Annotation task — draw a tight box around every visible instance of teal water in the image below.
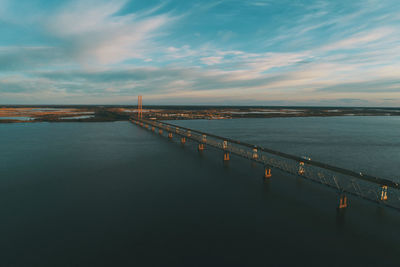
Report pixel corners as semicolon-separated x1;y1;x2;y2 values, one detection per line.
1;121;400;266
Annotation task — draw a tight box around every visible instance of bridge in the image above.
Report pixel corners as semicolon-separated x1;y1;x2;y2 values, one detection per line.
131;117;400;212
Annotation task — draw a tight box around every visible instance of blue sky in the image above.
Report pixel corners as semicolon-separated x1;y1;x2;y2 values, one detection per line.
0;0;400;105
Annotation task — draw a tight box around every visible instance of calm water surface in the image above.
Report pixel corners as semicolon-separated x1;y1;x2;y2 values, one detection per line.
173;116;400;180
0;117;33;120
0;120;399;266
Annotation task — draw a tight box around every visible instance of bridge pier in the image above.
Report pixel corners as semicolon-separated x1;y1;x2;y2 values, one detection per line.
298;162;305;175
168;132;173;139
381;185;388;201
338;194;348;209
223;140;228;150
181;137;186;144
264;167;272;179
223;152;230;161
252;148;258;160
198;143;205;151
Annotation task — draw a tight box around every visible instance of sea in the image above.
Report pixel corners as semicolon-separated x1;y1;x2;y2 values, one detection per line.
1;117;399;266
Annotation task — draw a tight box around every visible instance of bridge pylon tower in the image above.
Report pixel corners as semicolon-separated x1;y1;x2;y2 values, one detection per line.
137;95;143;119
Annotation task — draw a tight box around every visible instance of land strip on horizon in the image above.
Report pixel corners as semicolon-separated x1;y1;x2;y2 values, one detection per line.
1;106;400;123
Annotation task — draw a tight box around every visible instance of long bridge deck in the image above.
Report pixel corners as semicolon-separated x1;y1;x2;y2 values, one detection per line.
132;118;400;211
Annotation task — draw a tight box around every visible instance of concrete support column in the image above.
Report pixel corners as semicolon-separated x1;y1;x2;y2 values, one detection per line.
298;162;305;175
198;143;204;151
252;148;258;160
264;167;272;179
338;194;348;209
223;152;230;161
223;140;228;150
381;185;388;201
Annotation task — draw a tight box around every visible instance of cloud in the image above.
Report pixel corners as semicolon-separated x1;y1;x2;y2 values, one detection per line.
45;0;175;65
201;56;223;65
318;79;400;93
0;0;176;71
321;27;395;51
1;0;400;105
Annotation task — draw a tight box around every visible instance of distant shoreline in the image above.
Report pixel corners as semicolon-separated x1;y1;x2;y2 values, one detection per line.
1;106;400;123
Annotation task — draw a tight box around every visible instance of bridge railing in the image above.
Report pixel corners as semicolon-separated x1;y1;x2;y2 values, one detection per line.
133;118;400;211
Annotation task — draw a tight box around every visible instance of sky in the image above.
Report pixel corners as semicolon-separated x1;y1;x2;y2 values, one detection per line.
0;0;400;106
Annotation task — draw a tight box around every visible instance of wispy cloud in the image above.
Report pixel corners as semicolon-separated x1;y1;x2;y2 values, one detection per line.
1;0;400;105
46;0;176;65
201;56;223;65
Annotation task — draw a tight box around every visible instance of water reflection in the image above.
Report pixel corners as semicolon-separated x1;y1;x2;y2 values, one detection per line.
336;208;346;228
